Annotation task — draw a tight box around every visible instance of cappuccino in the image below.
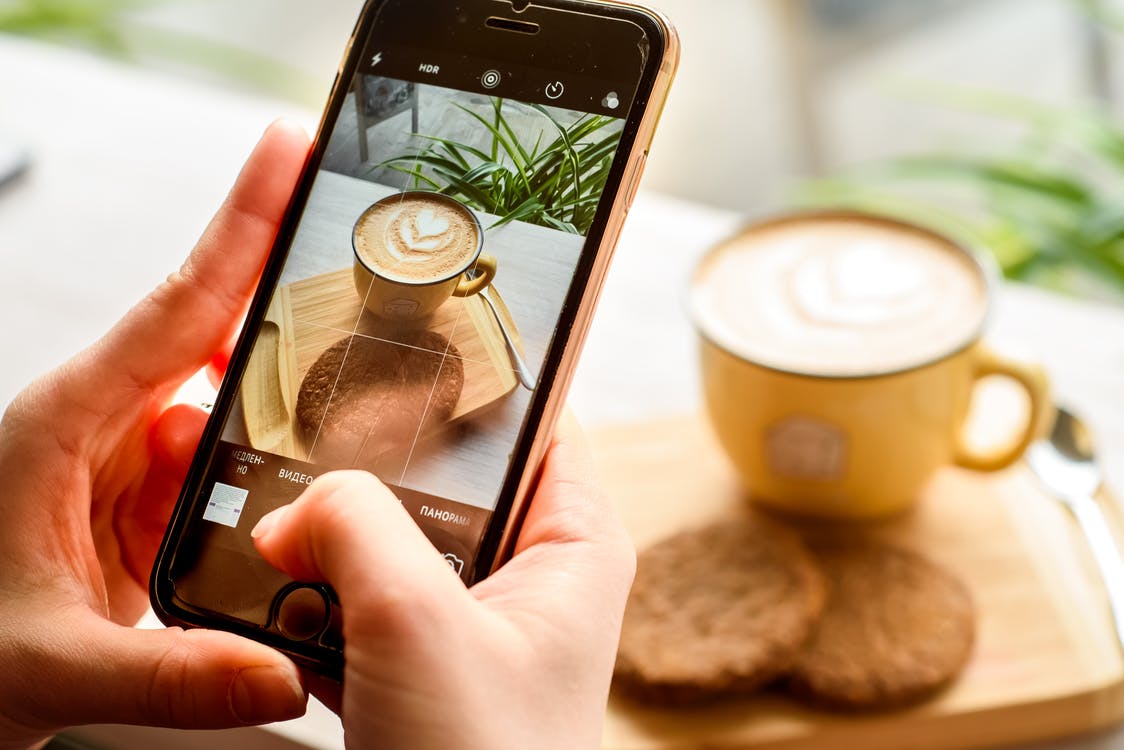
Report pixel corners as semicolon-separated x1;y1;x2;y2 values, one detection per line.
354;192;481;284
691;215;989;377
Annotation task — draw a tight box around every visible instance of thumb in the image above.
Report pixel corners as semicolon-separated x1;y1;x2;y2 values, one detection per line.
251;471;469;637
31;616;306;730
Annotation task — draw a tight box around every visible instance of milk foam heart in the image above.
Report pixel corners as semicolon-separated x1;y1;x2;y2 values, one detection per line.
691;216;989;376
393;208;452;257
355;193;481;283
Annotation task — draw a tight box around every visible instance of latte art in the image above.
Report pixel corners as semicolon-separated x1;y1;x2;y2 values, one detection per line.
355;193;481;284
790;240;931;328
691;217;988;376
386;207;456;262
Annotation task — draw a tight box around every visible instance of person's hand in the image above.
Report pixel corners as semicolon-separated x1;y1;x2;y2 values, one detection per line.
252;412;635;750
0;121;313;750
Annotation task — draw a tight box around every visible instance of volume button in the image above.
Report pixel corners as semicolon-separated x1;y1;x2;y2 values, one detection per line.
622;152;648;214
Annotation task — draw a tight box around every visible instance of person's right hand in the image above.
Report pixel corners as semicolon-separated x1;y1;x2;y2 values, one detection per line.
252;413;635;750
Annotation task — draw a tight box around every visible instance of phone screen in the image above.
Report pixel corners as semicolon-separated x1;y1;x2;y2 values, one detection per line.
163;0;660;642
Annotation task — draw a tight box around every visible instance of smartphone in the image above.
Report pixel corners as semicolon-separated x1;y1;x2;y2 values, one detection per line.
151;0;677;675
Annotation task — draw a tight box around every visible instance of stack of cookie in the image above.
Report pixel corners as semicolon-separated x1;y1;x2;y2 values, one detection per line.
614;518;975;710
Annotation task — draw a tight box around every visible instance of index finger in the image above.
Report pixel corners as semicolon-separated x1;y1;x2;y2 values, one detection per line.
72;121;310;415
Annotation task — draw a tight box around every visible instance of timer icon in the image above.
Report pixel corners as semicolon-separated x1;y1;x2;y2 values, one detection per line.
544;81;565;100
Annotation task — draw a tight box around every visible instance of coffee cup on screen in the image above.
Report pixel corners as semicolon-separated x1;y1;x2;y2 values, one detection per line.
352;191;497;320
689;211;1051;520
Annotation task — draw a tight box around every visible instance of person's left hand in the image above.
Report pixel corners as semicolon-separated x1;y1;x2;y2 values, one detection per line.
0;121;312;750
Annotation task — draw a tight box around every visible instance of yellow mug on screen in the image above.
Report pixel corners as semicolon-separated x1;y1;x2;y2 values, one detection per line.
352;191;497;321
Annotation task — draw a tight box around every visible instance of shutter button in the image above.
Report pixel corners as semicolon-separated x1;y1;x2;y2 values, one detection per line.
275;585;331;642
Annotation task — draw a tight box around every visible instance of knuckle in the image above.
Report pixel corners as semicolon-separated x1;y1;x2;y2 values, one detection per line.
302;472;380;532
290;472;383;578
1;377;88;461
165;254;245;331
547;482;612;544
308;469;383;502
344;583;442;644
0;623;59;734
4;372;61;427
295;472;446;640
1;386;36;432
143;630;202;725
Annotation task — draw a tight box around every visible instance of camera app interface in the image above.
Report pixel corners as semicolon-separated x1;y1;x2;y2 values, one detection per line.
172;44;634;624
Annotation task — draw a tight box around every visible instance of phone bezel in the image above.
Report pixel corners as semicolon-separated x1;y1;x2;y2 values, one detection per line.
150;0;676;676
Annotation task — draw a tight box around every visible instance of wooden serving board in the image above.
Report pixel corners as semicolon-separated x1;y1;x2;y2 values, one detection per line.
592;415;1124;750
242;267;521;458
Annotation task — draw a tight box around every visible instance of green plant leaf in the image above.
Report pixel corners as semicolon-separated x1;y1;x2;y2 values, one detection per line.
868;156;1094;205
530;105;584;209
489;195;545;229
494;97;533;167
381;164;442;190
374;97;623;235
409;134;486;170
455;102;526;169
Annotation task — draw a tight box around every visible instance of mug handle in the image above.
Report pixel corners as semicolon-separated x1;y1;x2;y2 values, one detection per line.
454;254;497;297
953;347;1052;472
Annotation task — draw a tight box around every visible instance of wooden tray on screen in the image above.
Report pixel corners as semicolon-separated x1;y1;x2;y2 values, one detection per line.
591;414;1124;750
240;267;522;458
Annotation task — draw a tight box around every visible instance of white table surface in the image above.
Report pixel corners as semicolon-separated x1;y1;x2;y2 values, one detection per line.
3;35;1124;750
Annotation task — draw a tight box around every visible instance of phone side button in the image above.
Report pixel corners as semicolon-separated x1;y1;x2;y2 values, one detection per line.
276;585;331;642
621;152;648;214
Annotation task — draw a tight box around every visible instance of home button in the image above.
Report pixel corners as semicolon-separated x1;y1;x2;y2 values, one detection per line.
275;585;330;642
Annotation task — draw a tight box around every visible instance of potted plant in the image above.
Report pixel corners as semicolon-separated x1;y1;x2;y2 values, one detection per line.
377;97;623;236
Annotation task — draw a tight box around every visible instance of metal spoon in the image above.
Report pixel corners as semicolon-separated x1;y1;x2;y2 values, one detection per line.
468;271;536;390
1028;406;1124;650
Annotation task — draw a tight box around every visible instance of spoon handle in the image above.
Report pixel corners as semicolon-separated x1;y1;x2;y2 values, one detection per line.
1065;493;1124;651
480;290;536;390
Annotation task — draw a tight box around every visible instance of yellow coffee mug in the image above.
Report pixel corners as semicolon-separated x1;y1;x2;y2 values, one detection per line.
353;253;497;321
692;212;1051;520
352;191;498;321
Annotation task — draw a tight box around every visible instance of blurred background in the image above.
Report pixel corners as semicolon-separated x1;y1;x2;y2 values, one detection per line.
5;0;1124;304
4;6;1124;748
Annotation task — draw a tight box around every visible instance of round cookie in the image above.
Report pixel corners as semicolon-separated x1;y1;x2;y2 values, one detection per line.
296;330;464;467
614;518;826;704
787;540;975;710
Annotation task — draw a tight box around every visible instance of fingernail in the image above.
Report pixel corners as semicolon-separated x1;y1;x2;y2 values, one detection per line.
252;506;290;540
230;665;306;724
